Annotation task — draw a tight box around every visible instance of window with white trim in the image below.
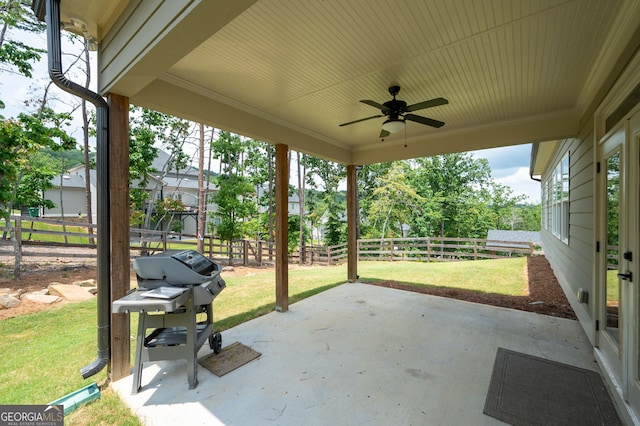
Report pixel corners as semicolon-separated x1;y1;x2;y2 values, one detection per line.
545;153;569;243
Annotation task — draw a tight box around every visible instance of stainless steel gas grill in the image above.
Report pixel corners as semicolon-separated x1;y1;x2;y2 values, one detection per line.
112;250;225;393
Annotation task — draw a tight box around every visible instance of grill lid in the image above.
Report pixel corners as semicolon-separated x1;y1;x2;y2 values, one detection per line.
133;250;222;286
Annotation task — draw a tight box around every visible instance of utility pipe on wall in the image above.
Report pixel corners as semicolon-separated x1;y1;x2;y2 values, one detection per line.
32;0;111;379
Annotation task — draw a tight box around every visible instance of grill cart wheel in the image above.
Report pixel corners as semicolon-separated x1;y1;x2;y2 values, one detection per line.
210;332;222;354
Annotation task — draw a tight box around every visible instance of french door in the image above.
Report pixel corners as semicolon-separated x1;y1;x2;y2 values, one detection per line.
598;107;640;414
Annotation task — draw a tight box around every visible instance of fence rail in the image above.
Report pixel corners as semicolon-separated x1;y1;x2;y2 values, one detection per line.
1;216;536;268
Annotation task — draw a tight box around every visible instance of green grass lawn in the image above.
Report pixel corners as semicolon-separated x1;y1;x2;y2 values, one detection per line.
357;258;526;295
0;258;527;424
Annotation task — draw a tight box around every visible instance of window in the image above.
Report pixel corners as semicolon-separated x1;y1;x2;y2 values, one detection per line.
541;179;550;230
544;153;569;243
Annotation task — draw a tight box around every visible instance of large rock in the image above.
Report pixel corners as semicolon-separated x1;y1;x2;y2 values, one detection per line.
48;283;94;301
73;279;96;287
24;293;60;304
0;294;20;309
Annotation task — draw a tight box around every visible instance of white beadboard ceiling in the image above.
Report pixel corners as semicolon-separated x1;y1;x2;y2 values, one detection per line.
58;0;640;165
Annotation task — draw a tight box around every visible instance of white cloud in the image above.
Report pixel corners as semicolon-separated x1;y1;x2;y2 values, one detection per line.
470;144;540;203
495;166;541;203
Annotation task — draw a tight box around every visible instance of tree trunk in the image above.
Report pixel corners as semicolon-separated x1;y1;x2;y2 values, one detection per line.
81;40;94;244
197;123;205;253
268;145;274;243
205;129;214;248
297;151;305;264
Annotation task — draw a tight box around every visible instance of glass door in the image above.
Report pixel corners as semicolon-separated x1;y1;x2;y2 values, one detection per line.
626;109;640;413
604;151;621;346
597;126;625;385
598;108;640;415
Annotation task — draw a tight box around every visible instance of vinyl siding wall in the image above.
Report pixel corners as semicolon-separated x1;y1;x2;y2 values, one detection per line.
540;126;595;344
42;188;90;218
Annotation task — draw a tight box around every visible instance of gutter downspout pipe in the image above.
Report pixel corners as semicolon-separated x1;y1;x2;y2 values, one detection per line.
529;142;542;182
38;0;111;379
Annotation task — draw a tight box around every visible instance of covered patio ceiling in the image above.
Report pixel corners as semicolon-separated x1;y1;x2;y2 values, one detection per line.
53;0;640;166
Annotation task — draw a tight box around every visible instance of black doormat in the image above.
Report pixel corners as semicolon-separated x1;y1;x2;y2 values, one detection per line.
199;342;261;377
483;348;622;426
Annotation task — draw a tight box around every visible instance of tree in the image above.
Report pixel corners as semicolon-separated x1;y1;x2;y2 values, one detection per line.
0;110;75;276
241;138;275;241
305;157;346;246
356;162;394;238
197;123;206;252
127;107;191;228
518;203;541;231
0;0;45;114
211;131;258;263
296;151;307;262
212;174;257;261
411;153;492;238
0;109;75;217
366;163;425;239
14;168;55;210
486;182;527;230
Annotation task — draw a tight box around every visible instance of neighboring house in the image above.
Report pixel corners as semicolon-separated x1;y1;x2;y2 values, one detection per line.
42;171;97;220
149;150;217;235
44;150;218;235
255;186;300;216
530;51;640;419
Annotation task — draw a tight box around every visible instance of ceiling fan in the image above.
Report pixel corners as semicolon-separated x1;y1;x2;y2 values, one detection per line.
339;86;448;138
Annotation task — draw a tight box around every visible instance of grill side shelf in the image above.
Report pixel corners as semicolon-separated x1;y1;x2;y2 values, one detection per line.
112;289;191;313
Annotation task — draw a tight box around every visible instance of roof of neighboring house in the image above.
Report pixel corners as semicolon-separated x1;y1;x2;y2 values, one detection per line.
152;150;200;177
48;169;96;189
486;230;542;249
163;176;217;191
52;173;89;189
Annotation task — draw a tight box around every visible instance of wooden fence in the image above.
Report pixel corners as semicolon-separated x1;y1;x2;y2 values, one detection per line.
1;216;536;267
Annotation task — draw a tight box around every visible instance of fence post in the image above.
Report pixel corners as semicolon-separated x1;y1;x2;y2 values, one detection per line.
327;246;332;265
427;237;431;261
529;242;534;256
474;239;478;260
243;240;248;266
162;231;167;252
13;216;22;276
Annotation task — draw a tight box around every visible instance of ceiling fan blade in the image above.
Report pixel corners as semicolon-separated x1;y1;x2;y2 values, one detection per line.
405;97;449;112
379;128;390;138
405;114;445;128
339;114;383;127
360;100;390;113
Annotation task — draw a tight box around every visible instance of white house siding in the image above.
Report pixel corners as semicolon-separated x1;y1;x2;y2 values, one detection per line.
540;129;595;344
43;187;92;219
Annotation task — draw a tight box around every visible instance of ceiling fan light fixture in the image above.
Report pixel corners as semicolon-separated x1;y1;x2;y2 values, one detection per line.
382;118;405;133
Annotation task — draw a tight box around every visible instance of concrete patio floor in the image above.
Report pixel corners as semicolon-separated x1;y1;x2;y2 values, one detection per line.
112;283;599;425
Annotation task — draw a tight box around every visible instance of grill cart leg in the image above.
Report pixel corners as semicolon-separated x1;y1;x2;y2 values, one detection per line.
132;310;146;394
186;295;198;389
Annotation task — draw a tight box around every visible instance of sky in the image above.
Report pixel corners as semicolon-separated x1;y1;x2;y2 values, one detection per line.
471;144;540;203
3;30;541;204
